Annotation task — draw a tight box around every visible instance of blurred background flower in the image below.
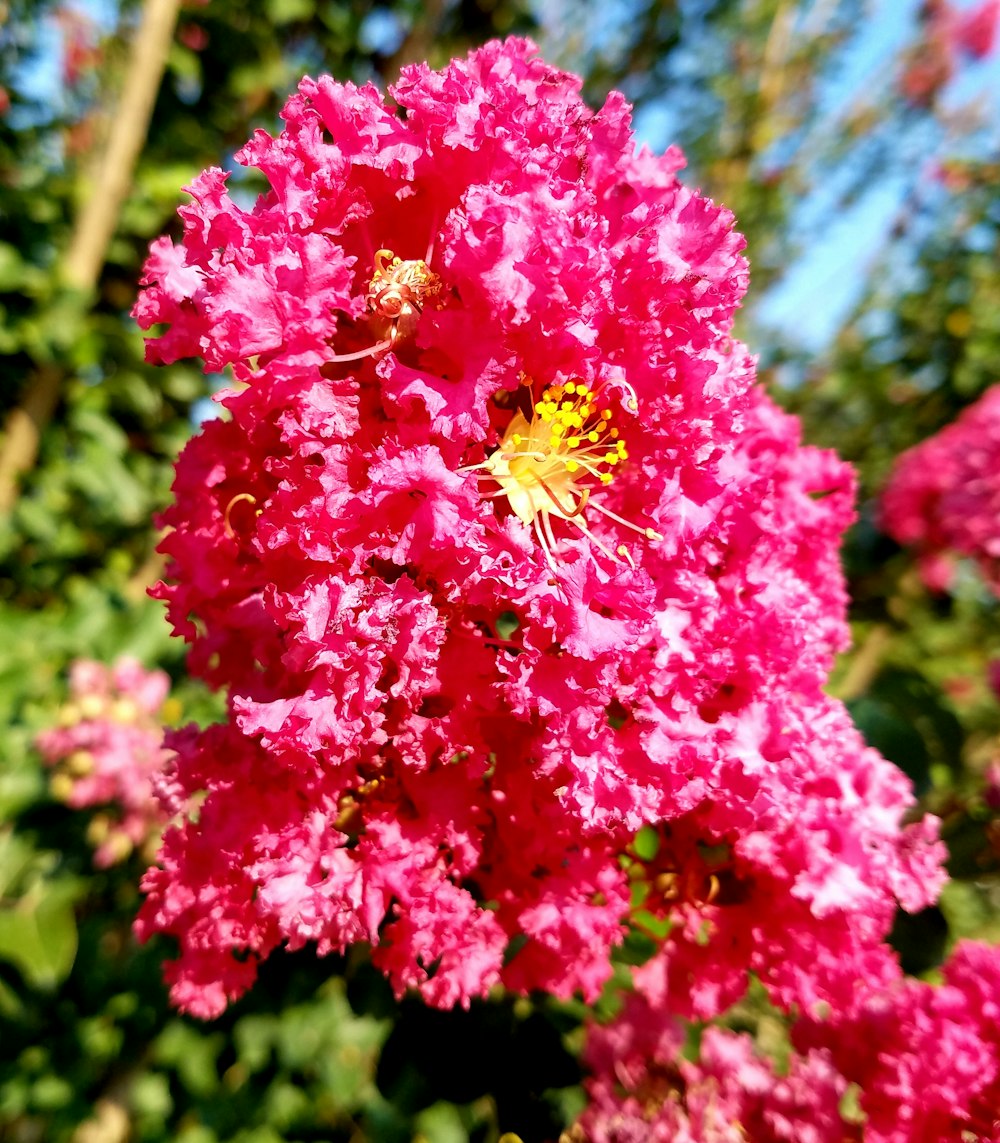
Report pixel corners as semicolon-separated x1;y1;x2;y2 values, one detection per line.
35;657;173;867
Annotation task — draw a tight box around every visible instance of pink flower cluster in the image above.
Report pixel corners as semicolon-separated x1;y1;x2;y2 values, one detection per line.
36;658;173;867
881;384;1000;594
578;940;1000;1143
133;39;944;1020
578;1004;849;1143
797;939;1000;1142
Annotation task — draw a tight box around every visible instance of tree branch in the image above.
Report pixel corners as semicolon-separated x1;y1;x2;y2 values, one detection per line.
0;0;181;514
833;623;892;702
62;0;182;292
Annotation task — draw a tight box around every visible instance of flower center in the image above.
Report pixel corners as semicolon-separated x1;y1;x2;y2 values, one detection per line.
366;249;443;347
329;248;444;366
474;378;662;572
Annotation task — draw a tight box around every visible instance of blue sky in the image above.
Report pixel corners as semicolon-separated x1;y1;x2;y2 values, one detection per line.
21;0;1000;355
752;0;1000;349
539;0;1000;351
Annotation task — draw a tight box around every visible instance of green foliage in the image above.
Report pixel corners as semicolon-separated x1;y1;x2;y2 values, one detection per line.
0;830;82;993
777;159;1000;922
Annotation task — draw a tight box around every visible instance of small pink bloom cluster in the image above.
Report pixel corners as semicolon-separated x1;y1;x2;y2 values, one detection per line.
900;0;1000;105
36;658;173;867
133;39;944;1019
579;939;1000;1143
882;384;1000;594
946;0;1000;59
578;1005;849;1143
795;939;1000;1142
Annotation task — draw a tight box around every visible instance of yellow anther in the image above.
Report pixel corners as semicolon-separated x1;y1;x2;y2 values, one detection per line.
477;376;659;572
363;248;443;348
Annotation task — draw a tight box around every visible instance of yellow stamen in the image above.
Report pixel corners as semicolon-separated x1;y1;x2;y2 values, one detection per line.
223;493;261;538
365;248;443;346
476;377;660;570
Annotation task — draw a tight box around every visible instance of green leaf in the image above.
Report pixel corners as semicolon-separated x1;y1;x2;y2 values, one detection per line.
0;879;80;990
414;1101;467;1143
848;694;931;791
0;764;45;822
154;1021;223;1097
265;0;315;24
130;1071;174;1121
0;242;27;290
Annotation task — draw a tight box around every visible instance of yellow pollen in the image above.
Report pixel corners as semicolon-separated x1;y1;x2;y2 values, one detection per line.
474;377;663;572
368;249;440;296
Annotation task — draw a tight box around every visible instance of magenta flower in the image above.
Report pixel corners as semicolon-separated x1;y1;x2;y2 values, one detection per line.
578;940;1000;1143
578;1004;850;1143
793;940;1000;1142
950;0;1000;59
36;658;173;867
134;39;943;1019
882;384;1000;594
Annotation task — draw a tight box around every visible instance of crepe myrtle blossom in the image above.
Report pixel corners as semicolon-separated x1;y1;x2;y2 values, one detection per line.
133;38;944;1019
575;1002;851;1143
882;384;1000;594
576;940;1000;1143
36;658;173;867
793;939;1000;1143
